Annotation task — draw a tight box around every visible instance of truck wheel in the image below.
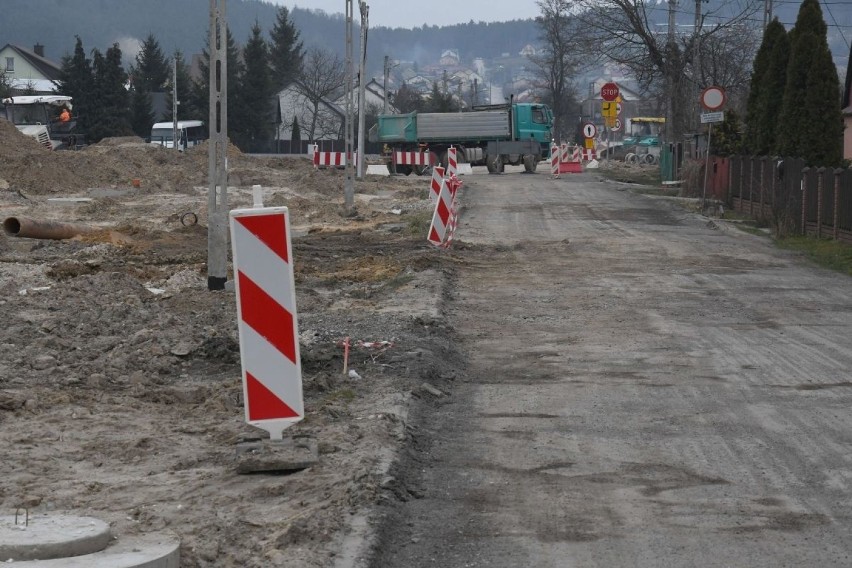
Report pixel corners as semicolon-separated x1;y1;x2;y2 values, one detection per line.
396;165;413;176
486;155;504;174
523;155;537;173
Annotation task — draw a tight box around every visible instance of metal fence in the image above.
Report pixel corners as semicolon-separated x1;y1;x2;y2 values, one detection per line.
724;156;852;242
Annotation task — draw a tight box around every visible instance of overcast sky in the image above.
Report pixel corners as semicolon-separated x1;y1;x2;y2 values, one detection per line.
269;0;542;28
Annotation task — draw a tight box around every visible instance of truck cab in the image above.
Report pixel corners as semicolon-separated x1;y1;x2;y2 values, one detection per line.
1;95;84;150
513;103;554;148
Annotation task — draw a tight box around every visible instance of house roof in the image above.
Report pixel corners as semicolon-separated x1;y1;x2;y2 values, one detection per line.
1;44;62;81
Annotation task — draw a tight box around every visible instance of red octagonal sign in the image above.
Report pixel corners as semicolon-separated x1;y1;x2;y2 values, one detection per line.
600;82;620;102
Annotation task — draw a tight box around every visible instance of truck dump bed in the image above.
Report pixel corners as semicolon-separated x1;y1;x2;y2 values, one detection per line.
416;111;510;141
374;110;511;143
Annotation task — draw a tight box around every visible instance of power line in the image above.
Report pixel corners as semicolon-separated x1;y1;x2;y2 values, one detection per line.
820;0;850;49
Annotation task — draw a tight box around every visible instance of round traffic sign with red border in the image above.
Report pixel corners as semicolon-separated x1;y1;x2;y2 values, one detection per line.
701;86;726;111
582;122;597;139
600;82;620;102
612;118;622;132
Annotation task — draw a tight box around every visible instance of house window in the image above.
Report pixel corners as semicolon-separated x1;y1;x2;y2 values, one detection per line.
5;57;14;72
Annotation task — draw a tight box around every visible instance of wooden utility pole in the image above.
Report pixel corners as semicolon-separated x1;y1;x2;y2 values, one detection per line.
207;0;228;290
172;58;178;151
344;0;354;212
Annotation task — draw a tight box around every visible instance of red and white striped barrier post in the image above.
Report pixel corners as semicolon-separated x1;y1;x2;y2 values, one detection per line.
428;177;459;248
550;144;559;178
447;146;458;178
429;166;446;202
230;206;304;440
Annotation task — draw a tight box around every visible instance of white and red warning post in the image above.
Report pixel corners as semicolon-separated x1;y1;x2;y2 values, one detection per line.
230;206;304;440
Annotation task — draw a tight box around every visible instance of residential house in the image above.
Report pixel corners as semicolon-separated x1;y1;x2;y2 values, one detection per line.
0;43;61;94
276;80;345;152
439;49;460;67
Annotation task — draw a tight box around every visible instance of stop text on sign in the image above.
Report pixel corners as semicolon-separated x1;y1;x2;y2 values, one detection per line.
600;82;620;102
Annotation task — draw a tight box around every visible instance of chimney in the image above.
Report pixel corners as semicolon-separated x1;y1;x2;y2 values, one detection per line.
33;44;44;57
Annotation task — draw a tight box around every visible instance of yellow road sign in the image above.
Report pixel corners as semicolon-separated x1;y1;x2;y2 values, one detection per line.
602;101;617;117
605;115;617;128
585;138;595;149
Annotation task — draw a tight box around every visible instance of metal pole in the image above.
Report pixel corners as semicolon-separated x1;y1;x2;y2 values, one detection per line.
383;55;389;115
702;122;712;210
207;0;228;290
357;1;368;179
172;57;178;151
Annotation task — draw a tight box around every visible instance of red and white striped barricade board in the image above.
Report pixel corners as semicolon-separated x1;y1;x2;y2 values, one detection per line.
313;145;355;169
559;144;583;174
582;148;597;161
427;179;456;248
551;144;560;177
393;150;434;168
429;166;446;202
229;206;303;440
447;146;458;178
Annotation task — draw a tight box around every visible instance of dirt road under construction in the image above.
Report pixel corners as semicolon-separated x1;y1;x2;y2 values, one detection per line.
369;169;852;567
2;121;851;566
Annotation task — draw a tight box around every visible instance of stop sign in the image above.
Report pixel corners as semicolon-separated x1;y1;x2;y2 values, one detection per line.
600;82;620;102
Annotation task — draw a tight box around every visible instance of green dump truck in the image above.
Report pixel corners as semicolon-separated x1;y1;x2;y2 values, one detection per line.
368;101;554;174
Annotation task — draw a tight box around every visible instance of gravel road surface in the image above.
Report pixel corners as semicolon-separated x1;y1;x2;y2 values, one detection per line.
370;167;852;567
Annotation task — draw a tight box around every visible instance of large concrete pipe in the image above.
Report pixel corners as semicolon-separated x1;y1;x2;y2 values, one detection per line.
3;216;96;240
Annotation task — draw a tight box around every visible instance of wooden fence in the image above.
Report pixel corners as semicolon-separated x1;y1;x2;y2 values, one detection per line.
722;156;852;242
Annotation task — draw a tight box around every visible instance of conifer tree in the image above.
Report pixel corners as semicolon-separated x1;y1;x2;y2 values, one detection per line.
133;34;170;93
291;116;301;144
55;37;95;133
130;86;154;138
88;44;132;142
744;19;786;154
269;6;304;90
776;0;841;165
755;28;790;155
233;22;275;152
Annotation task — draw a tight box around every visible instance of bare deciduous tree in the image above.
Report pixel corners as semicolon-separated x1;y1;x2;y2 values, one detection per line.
531;0;585;142
570;0;761;140
297;47;346;141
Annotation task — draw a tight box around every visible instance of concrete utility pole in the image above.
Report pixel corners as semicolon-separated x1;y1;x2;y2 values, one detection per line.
665;0;677;142
763;0;774;29
344;0;355;211
693;0;703;132
172;57;178;152
357;1;369;179
207;0;228;290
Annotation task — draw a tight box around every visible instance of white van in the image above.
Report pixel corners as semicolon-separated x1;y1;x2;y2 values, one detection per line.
150;120;206;150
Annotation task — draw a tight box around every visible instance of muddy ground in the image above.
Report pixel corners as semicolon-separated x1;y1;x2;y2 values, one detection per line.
0;119;464;567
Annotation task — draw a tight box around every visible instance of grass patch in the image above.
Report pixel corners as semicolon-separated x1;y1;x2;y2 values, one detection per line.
775;236;852;276
597;165;662;187
405;211;433;236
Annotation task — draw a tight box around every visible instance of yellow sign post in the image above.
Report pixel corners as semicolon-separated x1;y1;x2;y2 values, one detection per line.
602;101;617;118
